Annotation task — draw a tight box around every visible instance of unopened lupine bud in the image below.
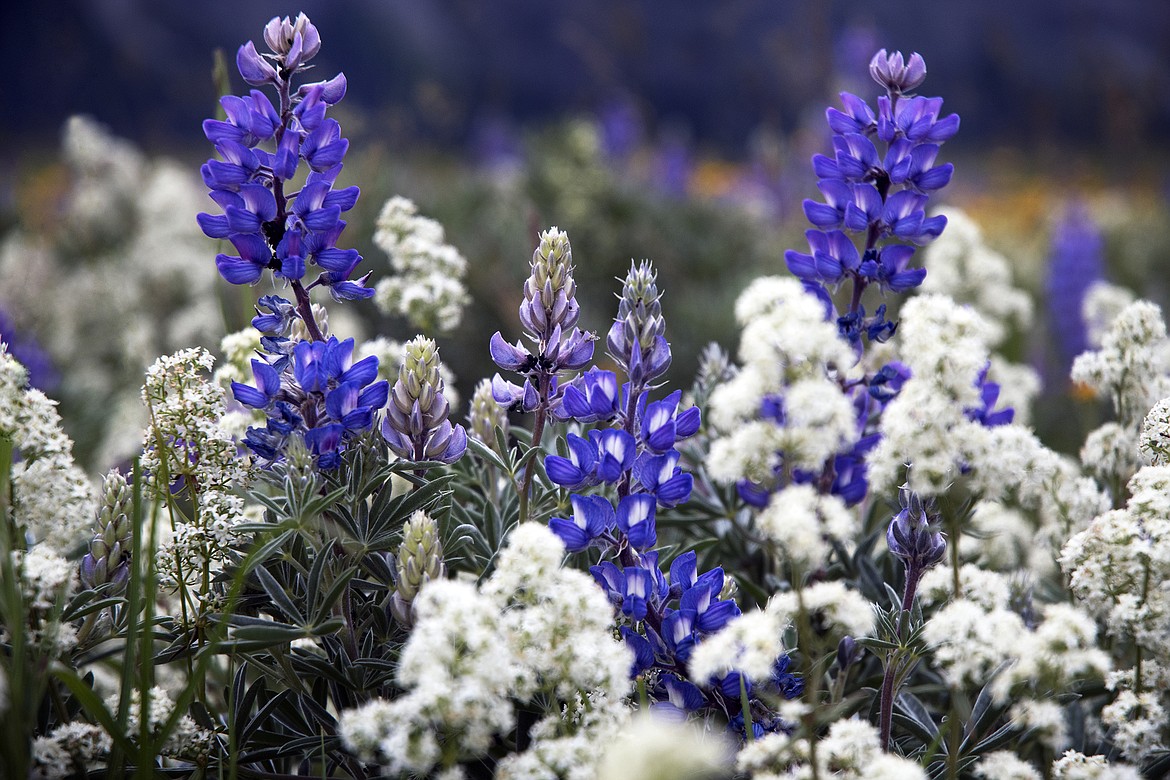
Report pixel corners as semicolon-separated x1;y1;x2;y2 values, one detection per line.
606;259;672;384
382;336;467;463
520;227;580;339
869;49;927;95
79;470;133;590
389;510;446;627
284;434;318;494
262;13;323;67
468;378;508;450
886;485;946;570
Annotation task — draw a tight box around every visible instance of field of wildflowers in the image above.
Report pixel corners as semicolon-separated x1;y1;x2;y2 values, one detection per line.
3;12;1170;780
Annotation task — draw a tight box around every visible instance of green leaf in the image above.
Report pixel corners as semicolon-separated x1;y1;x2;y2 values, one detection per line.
467;434;510;473
255;564;306;625
310;567;358;627
896;690;939;740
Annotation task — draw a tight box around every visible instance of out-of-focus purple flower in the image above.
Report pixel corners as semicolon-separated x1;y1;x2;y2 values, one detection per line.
965;365;1014;427
0;309;58;391
1046;204;1105;369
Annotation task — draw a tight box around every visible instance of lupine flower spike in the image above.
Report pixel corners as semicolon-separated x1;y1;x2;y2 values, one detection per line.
199;12;372;345
382;336;467;463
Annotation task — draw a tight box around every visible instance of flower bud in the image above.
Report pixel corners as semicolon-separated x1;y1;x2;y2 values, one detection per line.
607;260;672;383
520;227;580;339
80;470;132;590
869;49;927;95
390;510;446;627
886;485;946;570
468;378;508;451
382;336;466;463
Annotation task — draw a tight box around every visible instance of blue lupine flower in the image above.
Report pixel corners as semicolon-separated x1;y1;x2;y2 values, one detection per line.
556;367;620;423
655;674;705;719
641;390;701;454
594;429;638;483
251;295;298;336
621;567;654;620
544;433;602;490
549;494;615;553
199;14;373;302
965;365;1014;427
232;336;387;468
668;550;698;598
616;493;658;550
633;450;694;507
661;608;698;662
621;626;656;676
590;561;625;607
679;569;740;633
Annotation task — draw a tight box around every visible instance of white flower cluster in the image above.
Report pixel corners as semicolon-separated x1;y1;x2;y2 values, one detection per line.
106;685;210;760
142;348;254;593
754;483;857;570
922;207;1034;346
1071;299;1170;427
1081;281;1135;350
923;598;1026;689
0;116;223;468
340;523;632;777
868;294;995;495
737;717;926;780
30;722;111;780
0;345;95;553
1139;395;1170;466
974;750;1043;780
1061;466;1170;650
373;196;471;334
707;277;857;484
689;603;789;684
592;714;732;780
1051;750;1142;780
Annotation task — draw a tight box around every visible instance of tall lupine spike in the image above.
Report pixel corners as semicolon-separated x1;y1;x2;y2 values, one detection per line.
522;227;580;338
389;510;447;628
382;337;467;463
607;259;672;385
79;470;133;591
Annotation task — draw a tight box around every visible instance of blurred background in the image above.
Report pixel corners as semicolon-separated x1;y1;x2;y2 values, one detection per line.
2;0;1170;467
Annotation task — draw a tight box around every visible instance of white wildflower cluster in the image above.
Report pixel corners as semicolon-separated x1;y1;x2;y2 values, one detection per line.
30;722;111;780
0;116;223;468
993;602;1111;699
868;294;996;495
1071;299;1170;427
737;717;926;780
142;349;254;591
960;501;1033;571
922;207;1034;346
769;580;876;643
1101;686;1166;764
373;196;471;334
593;714;732;780
923;598;1026;689
707;277;857;484
1080;421;1140;486
1051;750;1142;780
1081;281;1135;350
1139;395;1170;465
8;545;79;656
1061;466;1170;649
0;345;95;553
974;751;1043;780
754;483;857;570
105;685;210;760
340;523;632;777
918;563;1013;611
689;604;788;684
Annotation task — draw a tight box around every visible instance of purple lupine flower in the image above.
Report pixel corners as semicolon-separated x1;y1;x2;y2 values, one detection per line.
641;390;701;454
232;336;387;468
965;365;1014;427
788;49;958;334
555;367;620;423
1046;203;1105;370
199;14;372;316
633;450;694;507
0;309;58;391
544;433;602;490
548;493;615;553
616;493;658;550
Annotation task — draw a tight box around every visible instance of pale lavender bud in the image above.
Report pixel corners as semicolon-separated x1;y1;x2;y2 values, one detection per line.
236;41;278;86
869;49;927;94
